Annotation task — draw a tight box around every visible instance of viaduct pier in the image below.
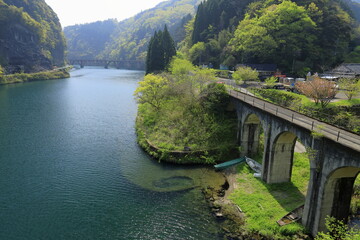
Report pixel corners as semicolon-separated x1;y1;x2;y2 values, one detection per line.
228;88;360;235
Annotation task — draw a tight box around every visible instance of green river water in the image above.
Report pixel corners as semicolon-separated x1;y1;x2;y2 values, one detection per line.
0;68;225;240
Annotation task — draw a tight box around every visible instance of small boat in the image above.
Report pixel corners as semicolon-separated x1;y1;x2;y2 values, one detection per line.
277;205;304;226
245;157;262;173
214;157;246;170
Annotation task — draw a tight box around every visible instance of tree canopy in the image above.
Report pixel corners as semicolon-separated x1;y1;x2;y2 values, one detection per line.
296;77;338;108
146;26;177;74
231;1;325;75
136;58;237;162
181;0;359;75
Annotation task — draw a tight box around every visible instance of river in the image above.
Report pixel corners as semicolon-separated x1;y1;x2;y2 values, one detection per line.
0;68;224;240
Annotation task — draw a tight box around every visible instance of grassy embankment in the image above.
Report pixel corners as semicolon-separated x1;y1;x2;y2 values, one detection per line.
230;152;310;239
228;88;360;238
135;58;238;164
0;69;70;85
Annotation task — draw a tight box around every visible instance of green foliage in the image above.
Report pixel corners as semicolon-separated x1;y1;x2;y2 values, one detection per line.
0;0;66;70
105;0;201;61
146;26;176;74
264;76;278;87
189;42;206;64
338;77;360;100
250;88;360;133
134;74;170;110
311;125;325;139
136;58;237;163
0;69;69;85
64;20;118;60
346;45;360;63
185;0;356;75
351;176;360;216
315;217;360;240
188;0;254;67
63;0;201;62
232;66;259;84
251;88;303;109
331;98;360;106
169;57;196;75
229;152;309;238
191;0;252;44
231;1;317;74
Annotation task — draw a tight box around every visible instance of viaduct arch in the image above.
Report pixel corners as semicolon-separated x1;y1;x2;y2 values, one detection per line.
229;89;360;236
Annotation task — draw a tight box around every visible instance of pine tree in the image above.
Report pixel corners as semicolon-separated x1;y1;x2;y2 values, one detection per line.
192;2;206;44
146;33;155;74
162;25;176;69
146;26;176;74
152;30;165;72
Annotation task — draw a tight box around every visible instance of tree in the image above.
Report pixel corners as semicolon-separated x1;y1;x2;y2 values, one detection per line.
230;1;317;74
338;78;360;100
0;65;4;75
169;57;195;76
146;30;164;74
296;77;337;108
222;55;236;69
264;76;278;88
230;19;277;63
315;217;360;240
232;66;259;84
168;57;216;100
192;2;206;44
146;26;176;74
134;74;169;111
189;42;206;65
162;25;176;70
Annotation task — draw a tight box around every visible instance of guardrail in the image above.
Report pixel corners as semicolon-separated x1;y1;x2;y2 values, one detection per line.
227;88;360;151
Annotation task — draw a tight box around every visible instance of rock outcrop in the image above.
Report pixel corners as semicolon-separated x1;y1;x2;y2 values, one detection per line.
0;0;66;73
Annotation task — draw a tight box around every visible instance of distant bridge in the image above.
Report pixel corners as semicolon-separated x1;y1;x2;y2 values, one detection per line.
226;85;360;236
68;59;145;70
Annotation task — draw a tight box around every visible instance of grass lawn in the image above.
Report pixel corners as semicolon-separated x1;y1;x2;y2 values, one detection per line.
330;98;360;106
229;152;310;238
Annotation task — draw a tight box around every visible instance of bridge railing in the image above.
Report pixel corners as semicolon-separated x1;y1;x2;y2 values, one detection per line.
227;89;360;151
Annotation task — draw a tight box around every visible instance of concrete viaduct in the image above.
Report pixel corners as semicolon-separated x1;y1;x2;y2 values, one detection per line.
227;88;360;235
68;59;145;70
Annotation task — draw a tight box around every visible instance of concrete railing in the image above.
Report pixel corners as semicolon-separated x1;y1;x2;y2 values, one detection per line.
227;88;360;151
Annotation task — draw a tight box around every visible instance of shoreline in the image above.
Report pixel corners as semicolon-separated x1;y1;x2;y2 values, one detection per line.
0;68;70;85
203;166;249;240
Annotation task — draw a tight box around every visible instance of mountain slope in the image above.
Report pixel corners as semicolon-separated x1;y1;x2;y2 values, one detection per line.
65;19;118;60
0;0;66;72
64;0;201;61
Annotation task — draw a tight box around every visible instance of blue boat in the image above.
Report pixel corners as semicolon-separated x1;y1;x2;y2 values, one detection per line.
214;157;246;170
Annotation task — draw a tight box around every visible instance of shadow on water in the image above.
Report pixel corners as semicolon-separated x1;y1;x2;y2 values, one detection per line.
153;176;196;190
121;143;226;193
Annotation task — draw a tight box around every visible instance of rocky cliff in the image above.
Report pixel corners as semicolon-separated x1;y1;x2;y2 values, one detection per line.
0;0;66;73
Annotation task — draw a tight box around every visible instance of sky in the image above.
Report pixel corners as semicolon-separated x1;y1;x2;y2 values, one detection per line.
45;0;166;27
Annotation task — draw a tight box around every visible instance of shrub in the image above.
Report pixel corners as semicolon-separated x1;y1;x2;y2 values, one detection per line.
232;66;259;84
315;217;360;240
251;88;302;109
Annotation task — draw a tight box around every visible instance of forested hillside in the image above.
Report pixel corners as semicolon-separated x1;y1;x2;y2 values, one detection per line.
64;0;201;61
0;0;66;73
65;20;118;60
65;0;359;73
182;0;360;75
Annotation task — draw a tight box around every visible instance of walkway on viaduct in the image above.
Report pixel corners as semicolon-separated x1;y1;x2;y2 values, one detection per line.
227;88;360;235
